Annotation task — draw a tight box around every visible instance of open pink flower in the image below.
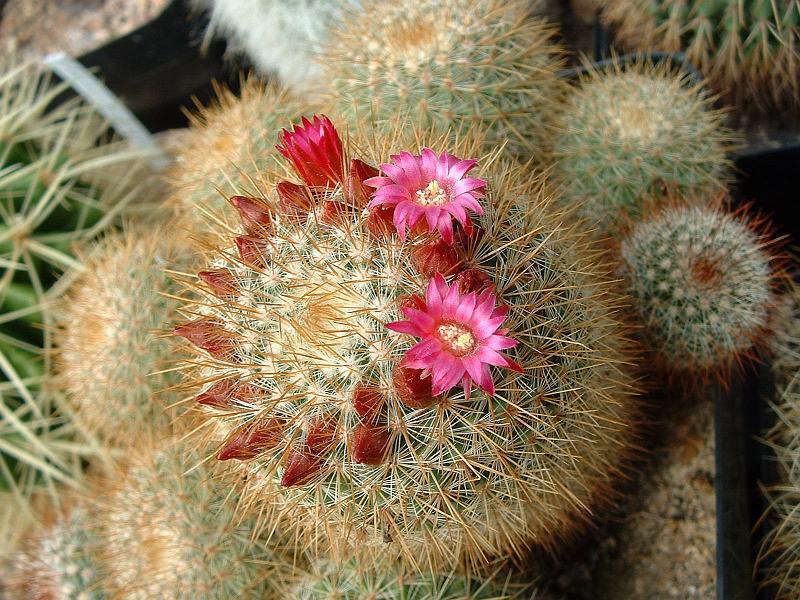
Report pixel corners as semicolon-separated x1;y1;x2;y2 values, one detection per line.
276;115;345;187
364;148;486;245
386;273;522;397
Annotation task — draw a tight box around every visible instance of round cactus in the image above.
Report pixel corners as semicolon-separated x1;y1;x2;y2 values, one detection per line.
599;0;800;110
169;79;302;229
618;199;781;381
549;60;733;230
53;228;183;444
321;0;566;155
6;506;104;600
286;556;535;599
172;114;640;571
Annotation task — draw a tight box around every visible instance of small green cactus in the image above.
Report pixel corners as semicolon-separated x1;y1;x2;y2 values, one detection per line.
549;59;733;230
321;0;566;155
600;0;800;110
172;115;640;572
53;228;184;445
618;199;780;382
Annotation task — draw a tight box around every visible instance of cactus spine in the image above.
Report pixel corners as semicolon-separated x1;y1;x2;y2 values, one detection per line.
600;0;800;110
549;59;733;229
321;0;565;155
172;114;640;572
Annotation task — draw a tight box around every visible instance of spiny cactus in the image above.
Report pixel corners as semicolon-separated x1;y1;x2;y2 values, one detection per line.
599;0;800;110
53;228;184;445
192;0;358;92
618;198;781;382
172;114;640;572
756;284;800;598
321;0;566;155
6;505;104;599
549;59;733;230
285;556;536;599
169;79;302;230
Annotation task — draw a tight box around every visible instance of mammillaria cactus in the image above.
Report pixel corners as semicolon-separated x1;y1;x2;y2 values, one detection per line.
53;228;183;445
172;114;640;571
618;199;781;382
321;0;565;155
549;60;732;229
599;0;800;110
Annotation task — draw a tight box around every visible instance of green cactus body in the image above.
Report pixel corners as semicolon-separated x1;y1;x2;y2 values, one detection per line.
549;61;732;230
322;0;565;155
173;118;640;571
7;506;105;600
54;229;183;444
600;0;800;110
619;201;779;380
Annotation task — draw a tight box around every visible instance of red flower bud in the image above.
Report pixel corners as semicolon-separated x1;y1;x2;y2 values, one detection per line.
398;294;427;312
234;235;269;268
228;195;273;235
392;364;436;409
320;200;353;227
366;204;396;239
351;423;391;465
305;418;337;457
411;238;464;278
197;380;261;409
346;158;379;207
197;269;238;298
276;115;345;188
280;448;324;487
353;385;385;424
276;181;314;220
173;318;234;360
216;417;286;460
454;268;494;295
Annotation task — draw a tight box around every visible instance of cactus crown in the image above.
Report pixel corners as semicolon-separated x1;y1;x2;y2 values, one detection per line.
619;199;781;380
172;113;639;571
550;59;732;229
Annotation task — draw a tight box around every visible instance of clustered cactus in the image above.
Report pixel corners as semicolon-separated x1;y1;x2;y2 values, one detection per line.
173;113;639;571
618;198;781;382
549;60;733;229
599;0;800;110
321;0;566;155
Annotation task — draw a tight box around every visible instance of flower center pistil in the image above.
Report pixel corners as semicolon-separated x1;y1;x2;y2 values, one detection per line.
415;180;448;207
436;322;477;357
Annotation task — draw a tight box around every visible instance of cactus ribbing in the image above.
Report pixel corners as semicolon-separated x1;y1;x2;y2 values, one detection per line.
549;60;732;229
54;229;183;444
321;0;565;155
600;0;800;110
172;115;640;572
619;200;780;381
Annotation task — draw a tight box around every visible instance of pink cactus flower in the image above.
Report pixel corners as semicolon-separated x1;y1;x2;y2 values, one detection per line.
276;115;345;188
365;148;486;245
386;273;522;397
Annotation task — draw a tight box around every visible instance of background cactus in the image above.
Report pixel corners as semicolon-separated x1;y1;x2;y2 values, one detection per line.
320;0;566;155
53;228;184;445
599;0;800;111
618;199;781;381
172;115;640;572
549;60;733;229
756;284;800;598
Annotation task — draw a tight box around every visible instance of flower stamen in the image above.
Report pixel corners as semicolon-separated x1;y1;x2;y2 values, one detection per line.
415;180;448;207
436;322;476;356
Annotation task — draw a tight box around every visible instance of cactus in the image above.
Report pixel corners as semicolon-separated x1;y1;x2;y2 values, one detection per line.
618;199;781;382
172;114;640;572
169;79;302;230
549;59;733;230
53;228;184;445
756;284;800;598
191;0;358;92
285;556;536;599
320;0;566;155
599;0;800;110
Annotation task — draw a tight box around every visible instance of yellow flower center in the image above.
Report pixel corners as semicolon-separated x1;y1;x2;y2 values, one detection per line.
437;322;477;357
415;180;448;207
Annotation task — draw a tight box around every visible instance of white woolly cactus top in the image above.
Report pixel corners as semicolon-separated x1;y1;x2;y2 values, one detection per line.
174;114;639;571
620;201;779;379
